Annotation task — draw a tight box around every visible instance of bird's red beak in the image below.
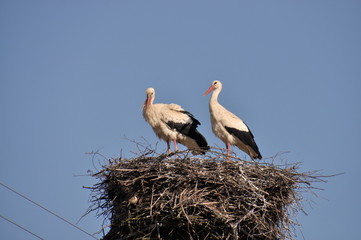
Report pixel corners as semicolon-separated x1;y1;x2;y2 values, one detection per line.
203;85;215;96
145;96;151;109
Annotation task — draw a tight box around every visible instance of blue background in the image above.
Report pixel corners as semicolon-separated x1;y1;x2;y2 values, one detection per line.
1;1;360;239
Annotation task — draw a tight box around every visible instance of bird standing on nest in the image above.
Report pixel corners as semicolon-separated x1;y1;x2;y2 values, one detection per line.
204;80;262;160
143;87;209;155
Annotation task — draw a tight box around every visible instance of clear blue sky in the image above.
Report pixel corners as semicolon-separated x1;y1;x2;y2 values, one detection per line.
1;1;360;239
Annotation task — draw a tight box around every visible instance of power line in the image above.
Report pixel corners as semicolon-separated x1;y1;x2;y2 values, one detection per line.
0;214;45;240
0;181;99;240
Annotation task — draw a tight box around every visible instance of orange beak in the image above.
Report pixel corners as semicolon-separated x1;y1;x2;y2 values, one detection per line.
145;96;151;109
203;85;215;96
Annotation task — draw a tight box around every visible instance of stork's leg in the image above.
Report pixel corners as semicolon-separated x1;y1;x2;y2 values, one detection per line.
167;141;171;154
173;139;179;152
226;142;231;161
168;139;178;159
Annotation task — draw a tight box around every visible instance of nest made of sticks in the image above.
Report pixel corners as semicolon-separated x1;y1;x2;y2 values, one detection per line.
86;148;326;240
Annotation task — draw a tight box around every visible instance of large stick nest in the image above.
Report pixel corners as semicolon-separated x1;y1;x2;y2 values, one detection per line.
87;147;325;240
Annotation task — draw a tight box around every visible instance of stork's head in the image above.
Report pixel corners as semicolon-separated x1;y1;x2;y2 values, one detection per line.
145;88;155;110
204;80;222;96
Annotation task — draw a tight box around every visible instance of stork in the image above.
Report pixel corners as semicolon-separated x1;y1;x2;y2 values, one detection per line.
203;80;262;159
143;88;209;155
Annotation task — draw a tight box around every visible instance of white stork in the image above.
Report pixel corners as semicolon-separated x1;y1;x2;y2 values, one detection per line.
204;80;262;159
143;87;209;154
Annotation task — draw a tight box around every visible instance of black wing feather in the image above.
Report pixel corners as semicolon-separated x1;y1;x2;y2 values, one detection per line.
165;111;209;153
224;126;262;159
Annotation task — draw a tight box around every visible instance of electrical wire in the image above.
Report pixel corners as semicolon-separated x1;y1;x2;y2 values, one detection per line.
0;214;45;240
0;181;99;240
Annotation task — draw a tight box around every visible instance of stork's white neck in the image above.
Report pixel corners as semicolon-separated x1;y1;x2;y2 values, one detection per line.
209;87;222;113
210;87;221;103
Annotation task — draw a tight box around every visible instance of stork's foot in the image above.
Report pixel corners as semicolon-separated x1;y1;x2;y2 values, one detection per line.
225;155;233;162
